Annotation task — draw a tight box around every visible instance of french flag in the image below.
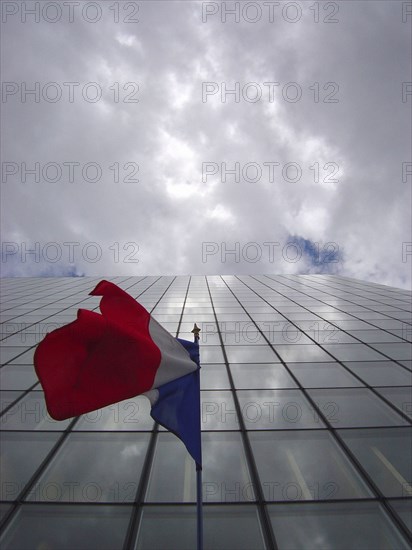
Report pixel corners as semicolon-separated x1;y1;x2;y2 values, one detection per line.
34;280;202;467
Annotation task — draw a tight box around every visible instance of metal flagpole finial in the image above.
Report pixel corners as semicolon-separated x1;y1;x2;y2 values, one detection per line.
191;323;201;342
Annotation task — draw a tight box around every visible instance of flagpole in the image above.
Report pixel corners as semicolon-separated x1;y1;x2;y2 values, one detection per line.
196;462;203;550
192;324;203;550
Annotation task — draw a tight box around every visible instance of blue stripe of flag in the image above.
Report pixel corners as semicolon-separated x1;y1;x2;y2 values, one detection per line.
150;338;202;468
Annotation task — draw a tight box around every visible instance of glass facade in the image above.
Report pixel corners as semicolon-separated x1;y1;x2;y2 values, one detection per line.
0;274;411;549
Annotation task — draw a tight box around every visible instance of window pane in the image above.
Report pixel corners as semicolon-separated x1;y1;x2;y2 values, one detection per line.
249;431;372;501
0;504;131;550
389;499;412;534
369;343;412;360
0;391;25;414
343;362;412;387
0;432;61;501
135;505;196;548
135;505;265;550
1;392;71;431
73;396;154;431
374;387;412;419
202;432;255;503
274;345;332;363
267;330;314;345
26;433;149;503
0;503;12;522
331;320;384;330
201;391;239;430
313;331;358;344
287;362;363;388
200;365;230;389
146;431;255;504
224;345;279;363
237;390;325;430
338;427;412;497
322;344;386;362
0;365;38;390
200;346;225;364
230;364;297;389
0;347;35;366
307;388;408;427
268;501;410;549
347;330;405;343
145;433;196;503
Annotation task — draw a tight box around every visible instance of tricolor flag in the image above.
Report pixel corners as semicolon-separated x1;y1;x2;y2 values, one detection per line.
34;280;202;467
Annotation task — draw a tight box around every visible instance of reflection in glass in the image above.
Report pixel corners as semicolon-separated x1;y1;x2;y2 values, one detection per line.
0;365;38;390
369;343;412;360
0;504;131;550
0;503;12;522
74;396;154;431
0;347;34;366
135;505;265;550
323;344;386;362
237;390;325;430
388;499;412;534
199;346;225;364
348;330;404;343
230;364;297;389
249;430;372;501
268;501;410;549
275;345;331;363
375;387;412;419
136;505;196;548
147;432;254;504
1;392;71;431
202;432;255;503
201;391;239;430
224;345;278;363
307;388;408;427
26;433;149;502
200;364;230;389
287;362;363;388
0;391;25;414
343;362;412;387
0;432;61;500
339;427;412;497
146;433;196;502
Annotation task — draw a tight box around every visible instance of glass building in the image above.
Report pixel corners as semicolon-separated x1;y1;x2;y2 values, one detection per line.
0;274;411;549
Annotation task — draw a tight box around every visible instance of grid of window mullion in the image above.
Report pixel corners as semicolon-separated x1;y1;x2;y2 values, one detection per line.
0;277;123;345
0;382;40;421
0;278;81;308
280;274;412;314
256;277;412;406
277;274;410;306
0;276;162;348
205;277;278;550
0;277;104;314
245;276;412;421
301;274;412;307
224;276;412;544
0;418;78;531
1;276;410;549
270;274;411;327
300;273;409;298
0;276;176;544
122;275;193;550
239;275;411;422
259;275;411;374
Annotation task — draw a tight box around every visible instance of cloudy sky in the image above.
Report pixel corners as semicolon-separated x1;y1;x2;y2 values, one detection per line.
1;1;411;288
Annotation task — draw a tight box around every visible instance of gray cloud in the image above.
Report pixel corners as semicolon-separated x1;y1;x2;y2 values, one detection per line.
1;1;411;288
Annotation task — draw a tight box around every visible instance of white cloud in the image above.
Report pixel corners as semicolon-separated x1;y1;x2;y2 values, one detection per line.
1;1;410;289
206;204;235;223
